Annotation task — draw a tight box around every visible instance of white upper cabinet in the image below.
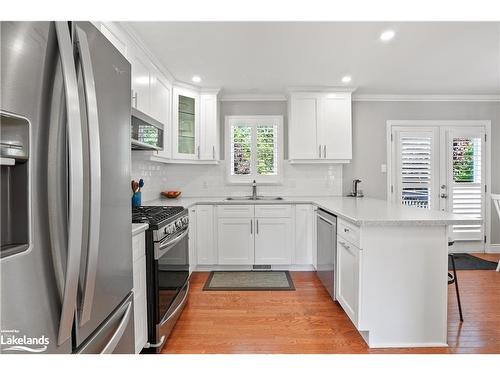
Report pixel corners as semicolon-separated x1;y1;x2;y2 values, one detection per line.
150;69;171;127
289;91;352;163
171;87;219;161
172;87;200;160
130;51;151;116
289;94;319;160
199;92;219;160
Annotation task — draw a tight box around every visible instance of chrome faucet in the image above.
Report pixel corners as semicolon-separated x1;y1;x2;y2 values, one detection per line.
252;180;257;200
352;179;362;197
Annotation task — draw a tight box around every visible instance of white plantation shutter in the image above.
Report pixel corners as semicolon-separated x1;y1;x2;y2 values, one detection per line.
449;135;484;240
226;116;283;183
396;131;435;209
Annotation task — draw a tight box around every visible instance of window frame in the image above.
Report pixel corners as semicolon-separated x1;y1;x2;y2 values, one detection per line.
225;115;284;185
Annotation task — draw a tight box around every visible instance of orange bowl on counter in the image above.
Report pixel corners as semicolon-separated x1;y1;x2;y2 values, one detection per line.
161;191;182;199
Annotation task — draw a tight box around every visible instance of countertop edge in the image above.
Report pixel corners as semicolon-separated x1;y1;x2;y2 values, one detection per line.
132;223;149;236
144;197;480;227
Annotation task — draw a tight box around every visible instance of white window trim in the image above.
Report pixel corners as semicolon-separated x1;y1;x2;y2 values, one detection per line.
225;115;284;185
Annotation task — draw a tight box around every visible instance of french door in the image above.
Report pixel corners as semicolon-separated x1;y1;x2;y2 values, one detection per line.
390;123;487;249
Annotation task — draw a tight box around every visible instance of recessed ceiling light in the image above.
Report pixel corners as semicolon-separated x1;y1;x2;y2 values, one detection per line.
191;75;201;83
341;76;352;83
380;29;395;42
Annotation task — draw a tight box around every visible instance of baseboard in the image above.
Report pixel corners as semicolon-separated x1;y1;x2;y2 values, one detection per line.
487;244;500;253
195;264;315;272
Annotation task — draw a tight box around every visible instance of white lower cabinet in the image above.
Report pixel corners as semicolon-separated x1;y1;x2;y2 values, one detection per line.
336;237;361;327
132;231;147;354
192;204;314;268
295;205;314;265
196;205;216;265
218;218;254;265
254;218;293;265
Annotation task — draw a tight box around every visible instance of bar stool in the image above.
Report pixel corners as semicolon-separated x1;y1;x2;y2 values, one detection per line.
448;240;464;322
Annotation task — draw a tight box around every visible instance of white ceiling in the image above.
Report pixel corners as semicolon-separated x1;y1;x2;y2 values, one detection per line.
125;22;500;96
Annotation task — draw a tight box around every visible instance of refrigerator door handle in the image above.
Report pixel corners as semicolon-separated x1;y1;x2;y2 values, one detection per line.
100;301;132;354
75;25;102;326
54;21;85;346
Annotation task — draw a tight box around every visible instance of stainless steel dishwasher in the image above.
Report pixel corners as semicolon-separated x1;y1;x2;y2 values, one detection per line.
316;208;337;300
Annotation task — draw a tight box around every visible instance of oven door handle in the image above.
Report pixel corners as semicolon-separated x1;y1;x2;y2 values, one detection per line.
160;282;190;325
155;227;189;260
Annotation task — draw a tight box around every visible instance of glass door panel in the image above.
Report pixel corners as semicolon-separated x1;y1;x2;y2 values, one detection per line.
443;129;485;241
178;95;195;155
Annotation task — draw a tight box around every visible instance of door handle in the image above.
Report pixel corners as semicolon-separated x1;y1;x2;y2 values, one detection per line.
197;145;200;159
256;219;259;234
54;21;84;346
440;193;448;198
212;145;215;160
250;219;253;234
100;301;132;354
75;25;102;326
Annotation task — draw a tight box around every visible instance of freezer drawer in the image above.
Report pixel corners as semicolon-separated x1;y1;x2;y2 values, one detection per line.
76;293;135;354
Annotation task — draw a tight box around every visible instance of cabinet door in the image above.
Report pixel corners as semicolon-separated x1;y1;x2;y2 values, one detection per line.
217;218;254;265
150;72;171;126
289;95;319;160
319;94;352;160
254;218;293;265
336;238;360;326
199;93;218;160
294;205;313;265
130;52;150;115
188;207;197;274
132;254;147;353
172;87;199;160
196;205;216;265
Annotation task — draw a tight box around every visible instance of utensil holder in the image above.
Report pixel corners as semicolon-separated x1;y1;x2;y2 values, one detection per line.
132;191;142;208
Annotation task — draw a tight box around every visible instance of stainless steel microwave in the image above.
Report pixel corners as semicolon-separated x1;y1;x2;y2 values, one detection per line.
131;107;164;150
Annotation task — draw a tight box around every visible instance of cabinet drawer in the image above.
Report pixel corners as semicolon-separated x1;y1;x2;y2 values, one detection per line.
337;218;360;248
255;204;292;218
217;204;254;218
132;232;145;262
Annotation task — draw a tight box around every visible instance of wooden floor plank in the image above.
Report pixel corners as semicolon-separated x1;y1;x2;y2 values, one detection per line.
161;253;500;354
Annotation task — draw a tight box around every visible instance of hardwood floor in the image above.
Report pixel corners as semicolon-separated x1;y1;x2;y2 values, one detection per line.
162;254;500;354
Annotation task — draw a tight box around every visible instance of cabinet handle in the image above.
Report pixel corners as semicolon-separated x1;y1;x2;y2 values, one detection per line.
318;145;322;158
250;219;253;234
323;145;326;158
212;145;215;160
131;90;137;108
256;219;259;234
197;145;200;159
339;240;350;250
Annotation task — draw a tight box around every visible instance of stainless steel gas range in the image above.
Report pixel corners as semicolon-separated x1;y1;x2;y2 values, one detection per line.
132;206;189;353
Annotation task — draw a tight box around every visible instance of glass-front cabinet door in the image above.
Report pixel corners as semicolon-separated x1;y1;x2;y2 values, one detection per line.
172;87;199;159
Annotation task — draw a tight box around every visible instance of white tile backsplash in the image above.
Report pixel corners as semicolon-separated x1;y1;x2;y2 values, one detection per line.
131;152;343;203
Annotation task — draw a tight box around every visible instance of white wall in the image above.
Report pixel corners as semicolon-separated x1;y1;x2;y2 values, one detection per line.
343;100;500;244
131;100;342;202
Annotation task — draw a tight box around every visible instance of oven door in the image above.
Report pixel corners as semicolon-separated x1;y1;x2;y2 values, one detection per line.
154;227;189;324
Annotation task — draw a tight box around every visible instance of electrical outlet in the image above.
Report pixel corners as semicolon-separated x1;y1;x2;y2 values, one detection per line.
381;164;387;173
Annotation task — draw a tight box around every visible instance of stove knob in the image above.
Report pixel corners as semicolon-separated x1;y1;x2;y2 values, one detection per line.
165;224;175;235
176;219;183;228
182;216;189;225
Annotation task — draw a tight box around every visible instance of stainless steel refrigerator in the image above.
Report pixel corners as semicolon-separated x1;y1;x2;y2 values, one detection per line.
0;21;134;354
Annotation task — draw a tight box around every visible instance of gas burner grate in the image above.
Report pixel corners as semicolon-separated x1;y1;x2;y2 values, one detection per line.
132;206;184;226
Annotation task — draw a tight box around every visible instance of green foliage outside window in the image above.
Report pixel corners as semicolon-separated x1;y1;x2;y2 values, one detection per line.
453;139;474;183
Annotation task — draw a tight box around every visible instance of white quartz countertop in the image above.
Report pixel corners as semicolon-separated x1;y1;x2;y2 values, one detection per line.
132;223;149;236
144;196;479;226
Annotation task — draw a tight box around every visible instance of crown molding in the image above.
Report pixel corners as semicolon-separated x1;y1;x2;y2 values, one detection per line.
287;86;357;93
220;94;287;102
352;94;500;102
